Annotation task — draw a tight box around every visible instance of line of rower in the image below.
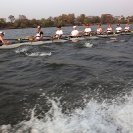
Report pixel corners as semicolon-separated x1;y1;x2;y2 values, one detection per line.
64;23;131;38
0;23;131;46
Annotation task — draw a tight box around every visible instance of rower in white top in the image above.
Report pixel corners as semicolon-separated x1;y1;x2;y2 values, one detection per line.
96;24;102;35
105;24;113;34
70;26;79;37
34;26;43;40
82;24;91;36
24;26;43;41
115;24;122;34
124;24;130;32
52;26;63;39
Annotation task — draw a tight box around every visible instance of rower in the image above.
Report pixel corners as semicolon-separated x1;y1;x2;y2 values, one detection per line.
82;24;91;36
52;26;63;39
96;24;102;35
70;26;79;37
33;26;43;40
0;31;11;46
124;24;130;32
115;24;122;34
105;24;113;34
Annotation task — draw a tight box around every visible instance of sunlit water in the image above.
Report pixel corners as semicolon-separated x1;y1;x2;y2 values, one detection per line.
0;25;133;133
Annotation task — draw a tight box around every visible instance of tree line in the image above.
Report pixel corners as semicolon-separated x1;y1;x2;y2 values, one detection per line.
0;14;133;29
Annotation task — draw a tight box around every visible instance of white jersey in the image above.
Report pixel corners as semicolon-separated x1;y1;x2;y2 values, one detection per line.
107;28;112;33
84;28;91;35
116;27;122;33
125;27;129;32
97;29;101;34
84;28;91;33
71;30;79;36
56;30;63;37
36;33;41;39
35;31;43;39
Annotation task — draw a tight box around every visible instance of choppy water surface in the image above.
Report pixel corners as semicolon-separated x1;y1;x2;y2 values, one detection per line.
0;25;133;133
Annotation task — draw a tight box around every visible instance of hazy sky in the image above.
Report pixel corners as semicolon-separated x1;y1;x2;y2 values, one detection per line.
0;0;133;21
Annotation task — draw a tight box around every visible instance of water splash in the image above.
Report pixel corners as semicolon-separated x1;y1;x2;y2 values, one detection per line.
84;42;93;48
26;52;52;57
15;47;29;53
1;94;133;133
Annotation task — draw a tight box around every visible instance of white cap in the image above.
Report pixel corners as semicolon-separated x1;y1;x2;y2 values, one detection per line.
0;31;5;35
73;26;76;28
37;26;41;29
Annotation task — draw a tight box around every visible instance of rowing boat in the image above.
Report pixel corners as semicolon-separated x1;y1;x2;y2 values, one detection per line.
97;34;120;38
0;35;100;49
69;36;99;40
0;39;68;49
0;32;132;49
97;31;133;38
120;32;133;35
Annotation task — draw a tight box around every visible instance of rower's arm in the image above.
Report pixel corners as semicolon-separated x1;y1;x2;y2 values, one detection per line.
100;28;103;33
59;34;62;38
40;33;43;40
33;35;36;39
0;37;11;45
0;37;6;44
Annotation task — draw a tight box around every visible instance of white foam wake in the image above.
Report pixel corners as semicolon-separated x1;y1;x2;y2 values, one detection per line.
15;47;29;53
0;93;133;133
26;52;52;57
84;42;93;47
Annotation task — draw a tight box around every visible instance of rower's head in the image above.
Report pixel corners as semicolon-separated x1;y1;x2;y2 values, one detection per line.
117;24;120;27
73;26;76;29
86;24;90;27
57;25;61;30
108;24;112;28
98;24;101;28
126;23;129;27
0;31;5;36
37;26;41;32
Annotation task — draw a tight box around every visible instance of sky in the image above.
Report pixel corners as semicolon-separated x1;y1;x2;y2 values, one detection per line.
0;0;133;21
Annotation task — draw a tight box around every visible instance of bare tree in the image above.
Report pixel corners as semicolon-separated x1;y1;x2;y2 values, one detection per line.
8;15;15;23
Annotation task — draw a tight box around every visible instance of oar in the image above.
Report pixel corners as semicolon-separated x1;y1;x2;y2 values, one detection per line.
4;38;29;41
24;36;33;38
79;30;84;33
5;37;51;43
25;35;52;38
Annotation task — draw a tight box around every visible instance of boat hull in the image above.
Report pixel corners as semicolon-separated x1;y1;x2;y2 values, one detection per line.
0;39;68;49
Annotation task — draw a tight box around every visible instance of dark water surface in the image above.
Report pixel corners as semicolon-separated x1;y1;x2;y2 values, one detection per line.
0;25;133;133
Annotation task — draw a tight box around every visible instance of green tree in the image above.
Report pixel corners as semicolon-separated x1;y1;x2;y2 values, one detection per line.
120;17;125;24
101;14;113;24
76;14;86;24
0;18;6;29
91;16;101;24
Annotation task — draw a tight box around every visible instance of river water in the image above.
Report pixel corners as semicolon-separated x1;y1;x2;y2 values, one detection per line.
0;24;133;133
